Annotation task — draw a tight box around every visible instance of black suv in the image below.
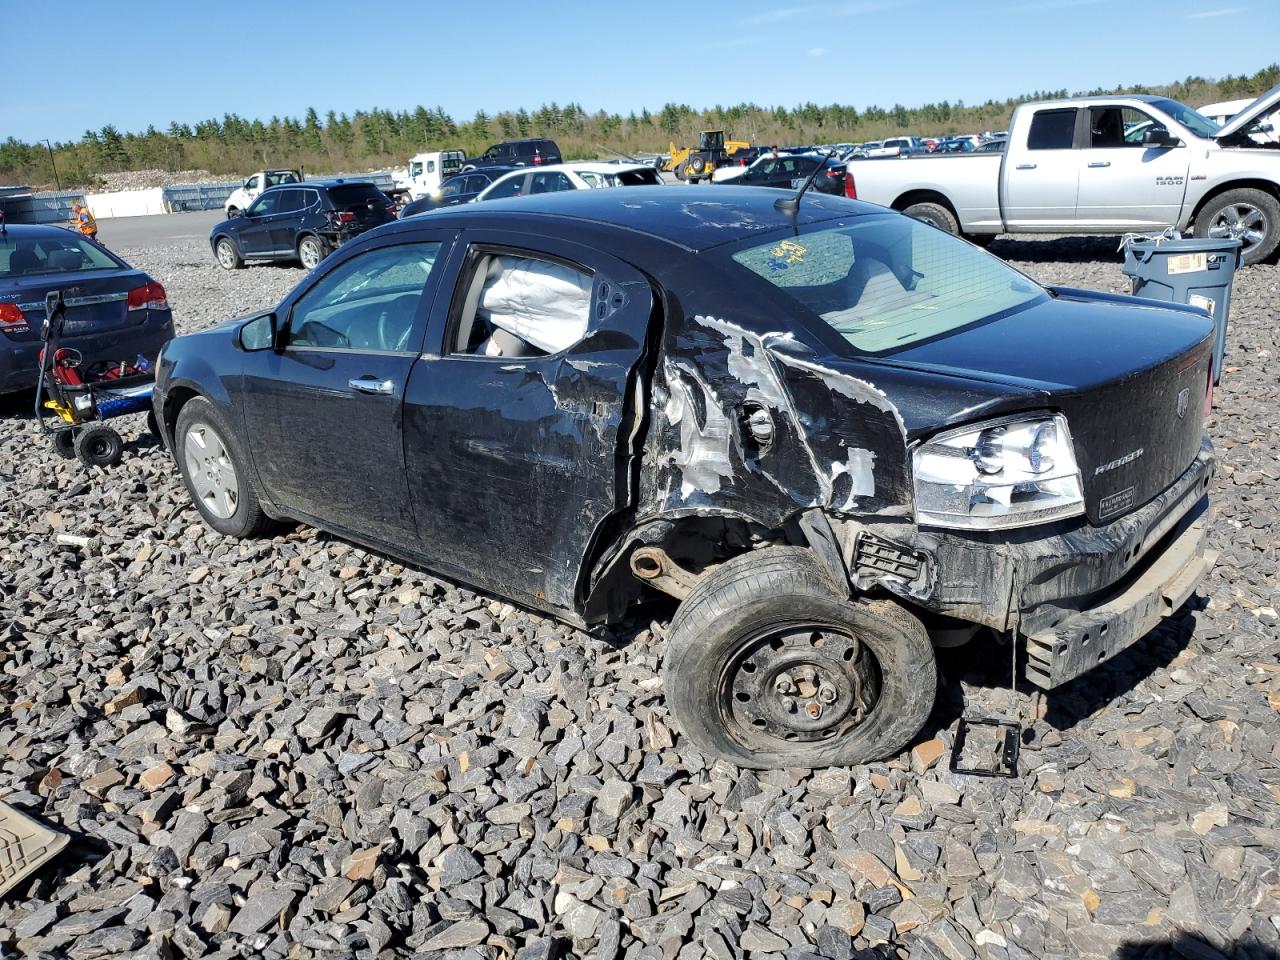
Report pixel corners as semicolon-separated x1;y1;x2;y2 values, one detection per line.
461;138;562;171
209;180;395;270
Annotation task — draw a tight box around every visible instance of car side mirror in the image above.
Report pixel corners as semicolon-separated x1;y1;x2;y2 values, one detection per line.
1143;126;1178;147
238;313;278;352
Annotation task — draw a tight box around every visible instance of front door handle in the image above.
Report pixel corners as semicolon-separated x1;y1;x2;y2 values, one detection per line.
1088;161;1111;168
348;377;394;395
1015;163;1037;170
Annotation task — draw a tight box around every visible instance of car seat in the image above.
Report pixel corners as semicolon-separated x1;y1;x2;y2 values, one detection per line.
8;243;40;275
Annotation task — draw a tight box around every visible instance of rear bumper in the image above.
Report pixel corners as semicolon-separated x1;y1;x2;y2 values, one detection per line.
1023;497;1215;688
0;314;174;394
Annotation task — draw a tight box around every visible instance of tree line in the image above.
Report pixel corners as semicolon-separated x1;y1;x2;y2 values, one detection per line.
2;63;1276;190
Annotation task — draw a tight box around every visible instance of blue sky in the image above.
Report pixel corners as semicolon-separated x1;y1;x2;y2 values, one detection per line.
3;0;1276;143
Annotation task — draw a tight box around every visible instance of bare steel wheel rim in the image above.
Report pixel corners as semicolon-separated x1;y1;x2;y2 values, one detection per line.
719;623;881;748
183;422;238;520
300;238;320;268
1207;202;1268;256
217;241;236;268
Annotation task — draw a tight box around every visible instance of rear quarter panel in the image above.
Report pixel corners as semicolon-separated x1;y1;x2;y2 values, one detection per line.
851;154;1003;230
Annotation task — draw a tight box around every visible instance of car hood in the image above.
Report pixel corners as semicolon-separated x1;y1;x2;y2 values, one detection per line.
1215;81;1280;140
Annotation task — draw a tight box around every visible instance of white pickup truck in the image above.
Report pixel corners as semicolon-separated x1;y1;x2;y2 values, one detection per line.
390;150;467;202
223;169;302;218
847;84;1280;264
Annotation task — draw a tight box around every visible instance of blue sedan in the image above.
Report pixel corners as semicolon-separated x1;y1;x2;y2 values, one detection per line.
0;223;174;394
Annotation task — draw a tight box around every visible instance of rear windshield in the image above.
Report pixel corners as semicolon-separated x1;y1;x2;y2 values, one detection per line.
725;216;1045;354
328;184;385;207
0;233;122;279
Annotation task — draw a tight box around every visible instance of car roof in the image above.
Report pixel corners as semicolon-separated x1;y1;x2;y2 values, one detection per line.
396;185;884;252
0;222;91;242
1024;94;1165;108
261;179;375;192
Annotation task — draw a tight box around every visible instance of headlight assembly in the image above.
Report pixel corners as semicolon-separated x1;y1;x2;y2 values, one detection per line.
912;414;1084;530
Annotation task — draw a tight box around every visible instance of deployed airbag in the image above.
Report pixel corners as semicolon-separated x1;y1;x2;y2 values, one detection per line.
479;256;591;355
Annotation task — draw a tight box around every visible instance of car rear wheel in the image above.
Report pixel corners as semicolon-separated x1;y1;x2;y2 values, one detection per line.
215;238;243;271
663;546;937;769
74;424;124;469
298;235;325;270
1194;187;1280;266
175;396;272;538
902;201;959;235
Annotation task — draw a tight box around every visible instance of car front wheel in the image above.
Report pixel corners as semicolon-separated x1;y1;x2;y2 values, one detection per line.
1194;187;1280;266
175;396;272;538
663;546;937;769
215;238;243;270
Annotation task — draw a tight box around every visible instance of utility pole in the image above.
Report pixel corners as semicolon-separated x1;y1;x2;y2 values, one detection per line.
44;140;63;192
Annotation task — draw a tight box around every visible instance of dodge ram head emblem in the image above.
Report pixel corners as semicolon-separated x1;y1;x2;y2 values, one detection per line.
1176;387;1190;419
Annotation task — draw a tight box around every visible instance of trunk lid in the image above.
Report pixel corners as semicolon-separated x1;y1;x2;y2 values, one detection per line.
329;184;395;229
1214;81;1280;141
868;291;1213;524
3;268;152;342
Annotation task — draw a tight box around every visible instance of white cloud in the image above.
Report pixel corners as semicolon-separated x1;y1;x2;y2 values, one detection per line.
808;47;828;57
1188;6;1245;17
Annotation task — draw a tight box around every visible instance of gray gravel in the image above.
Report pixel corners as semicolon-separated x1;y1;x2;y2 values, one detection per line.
1;229;1277;960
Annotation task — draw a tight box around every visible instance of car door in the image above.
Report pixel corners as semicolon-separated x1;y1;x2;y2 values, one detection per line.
1002;106;1082;229
239;234;454;544
1074;105;1190;229
236;190;283;255
267;189;304;253
402;231;655;615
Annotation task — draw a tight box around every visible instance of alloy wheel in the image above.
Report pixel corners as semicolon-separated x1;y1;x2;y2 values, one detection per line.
183;423;238;520
1207;202;1268;258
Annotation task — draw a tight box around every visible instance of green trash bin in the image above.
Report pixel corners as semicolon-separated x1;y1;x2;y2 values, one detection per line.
1122;235;1243;384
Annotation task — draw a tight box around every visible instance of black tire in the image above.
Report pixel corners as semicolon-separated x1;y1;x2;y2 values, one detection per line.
145;408;160;439
902;201;960;235
298;235;325;270
174;396;272;538
965;232;997;248
52;430;77;460
74;424;124;468
664;546;937;769
674;164;686;182
215;237;243;271
1193;187;1280;266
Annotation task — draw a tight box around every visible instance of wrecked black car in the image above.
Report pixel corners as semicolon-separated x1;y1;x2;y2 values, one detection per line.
153;187;1217;769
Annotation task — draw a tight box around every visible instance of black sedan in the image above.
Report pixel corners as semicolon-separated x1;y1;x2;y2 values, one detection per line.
719;153;855;197
399;168;516;219
1;223;173;394
155;187;1216;769
210;180;395;270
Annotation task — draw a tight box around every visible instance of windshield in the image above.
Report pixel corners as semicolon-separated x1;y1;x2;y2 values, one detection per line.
1150;98;1221;138
726;216;1046;354
1;233;122;279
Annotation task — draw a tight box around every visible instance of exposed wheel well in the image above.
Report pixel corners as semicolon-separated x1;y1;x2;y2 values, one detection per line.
891;189;960;221
1187;179;1280;227
583;512;822;624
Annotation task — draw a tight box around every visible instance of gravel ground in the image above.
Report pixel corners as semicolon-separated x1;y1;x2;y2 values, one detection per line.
1;231;1277;960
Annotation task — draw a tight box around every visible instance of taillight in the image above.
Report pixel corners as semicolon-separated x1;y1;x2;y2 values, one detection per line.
0;303;24;325
532;152;542;165
336;211;355;223
844;172;857;199
740;157;748;166
127;282;168;312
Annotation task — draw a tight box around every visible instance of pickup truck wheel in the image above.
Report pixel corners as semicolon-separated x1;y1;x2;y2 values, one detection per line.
175;396;272;538
215;238;243;270
902;201;959;235
1194;188;1280;265
663;546;937;769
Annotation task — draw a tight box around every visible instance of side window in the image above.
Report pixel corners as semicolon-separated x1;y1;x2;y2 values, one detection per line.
1114;107;1161;146
440;179;464;198
427;160;436;173
246;175;260;191
578;172;602;188
1027;109;1077;150
274;189;302;214
529;172;574;194
302;189;320;209
286;243;442;352
449;251;593;359
484;175;526;200
248;191;280;216
466;175;489;193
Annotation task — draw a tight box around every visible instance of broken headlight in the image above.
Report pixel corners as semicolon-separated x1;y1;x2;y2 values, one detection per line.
912;414;1084;530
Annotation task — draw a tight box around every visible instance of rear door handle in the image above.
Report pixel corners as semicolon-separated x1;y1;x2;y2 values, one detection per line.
1015;163;1037;170
348;377;394;395
1088;161;1111;168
